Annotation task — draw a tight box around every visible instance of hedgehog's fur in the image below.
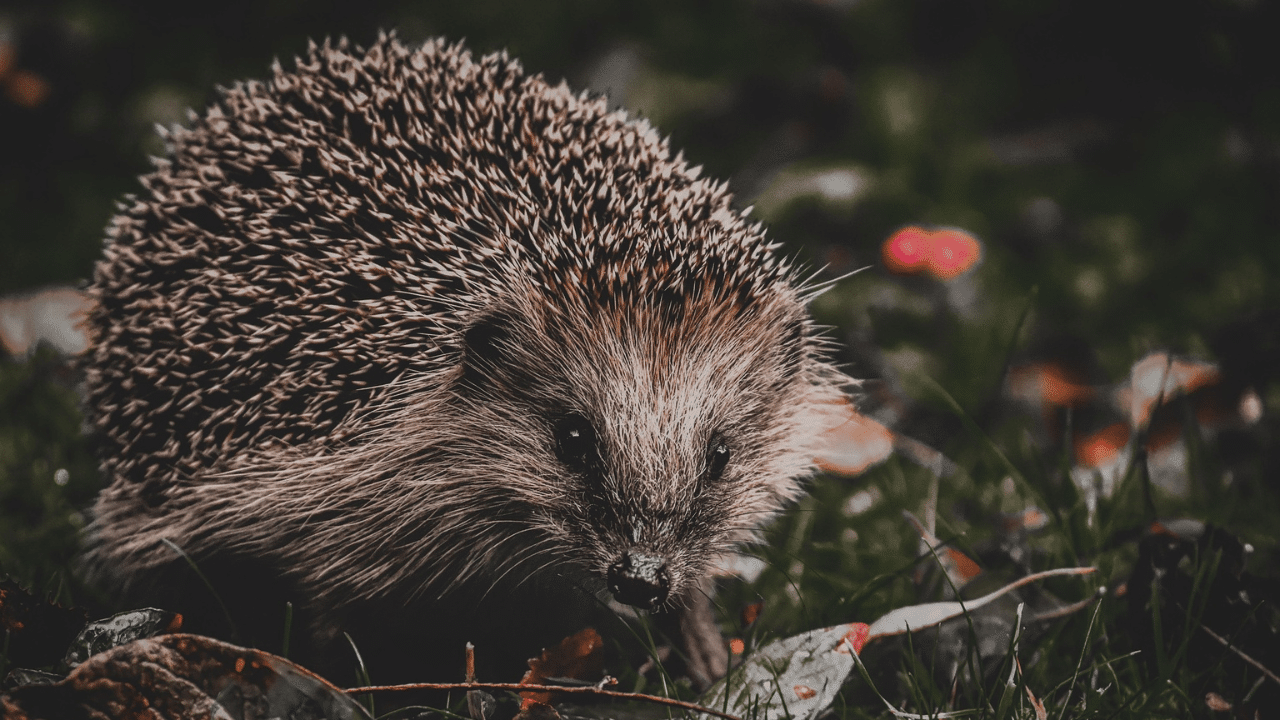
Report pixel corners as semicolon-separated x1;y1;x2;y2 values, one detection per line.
82;33;849;681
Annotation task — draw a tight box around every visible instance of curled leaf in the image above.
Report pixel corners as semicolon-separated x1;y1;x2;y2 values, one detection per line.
5;634;371;720
866;567;1096;640
813;401;894;476
698;624;862;720
0;286;93;357
63;608;183;669
519;628;604;706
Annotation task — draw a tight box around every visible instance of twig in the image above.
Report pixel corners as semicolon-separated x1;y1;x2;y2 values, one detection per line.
1199;624;1280;687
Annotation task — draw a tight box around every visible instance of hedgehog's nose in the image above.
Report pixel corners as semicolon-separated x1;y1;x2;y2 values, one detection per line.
607;552;670;609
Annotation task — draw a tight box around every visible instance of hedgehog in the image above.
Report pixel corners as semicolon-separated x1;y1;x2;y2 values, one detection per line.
81;33;850;685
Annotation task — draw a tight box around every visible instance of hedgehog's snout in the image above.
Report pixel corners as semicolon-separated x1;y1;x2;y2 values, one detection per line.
607;551;670;609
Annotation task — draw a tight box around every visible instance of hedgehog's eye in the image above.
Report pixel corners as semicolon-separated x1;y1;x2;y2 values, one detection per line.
705;438;731;481
554;413;599;471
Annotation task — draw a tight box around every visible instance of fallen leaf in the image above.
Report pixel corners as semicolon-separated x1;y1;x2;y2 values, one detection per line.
4;634;371;720
62;608;183;669
1000;506;1050;533
903;510;983;589
814;403;895;476
699;568;1095;720
513;700;562;720
519;628;604;706
866;567;1096;640
697;623;862;720
0;286;93;356
1006;362;1095;408
712;553;767;582
1073;423;1130;467
1204;691;1231;712
1125;352;1219;429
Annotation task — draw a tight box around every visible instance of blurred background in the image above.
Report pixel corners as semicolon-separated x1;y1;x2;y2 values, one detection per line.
3;0;1278;335
1;0;1278;706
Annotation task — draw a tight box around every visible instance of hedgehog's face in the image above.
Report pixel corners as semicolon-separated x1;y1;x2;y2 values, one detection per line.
454;287;830;610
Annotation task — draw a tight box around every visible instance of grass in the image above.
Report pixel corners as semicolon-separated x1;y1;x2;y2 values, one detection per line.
713;360;1278;717
0;348;99;605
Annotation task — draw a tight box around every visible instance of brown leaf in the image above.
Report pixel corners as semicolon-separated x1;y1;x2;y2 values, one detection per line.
3;634;370;720
1025;684;1048;720
1073;422;1130;467
1;696;33;720
1205;692;1232;712
512;700;562;720
813;402;894;476
1123;352;1219;429
1006;362;1096;409
0;286;94;356
903;510;983;588
518;628;604;706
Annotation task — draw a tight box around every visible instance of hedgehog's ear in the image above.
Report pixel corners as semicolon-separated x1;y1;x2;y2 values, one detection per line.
459;310;513;386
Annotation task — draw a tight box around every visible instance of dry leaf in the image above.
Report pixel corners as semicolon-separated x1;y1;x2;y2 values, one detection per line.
518;628;604;706
1123;352;1219;429
865;567;1095;640
1204;692;1232;712
0;286;93;356
697;623;864;720
3;634;370;720
814;402;894;476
